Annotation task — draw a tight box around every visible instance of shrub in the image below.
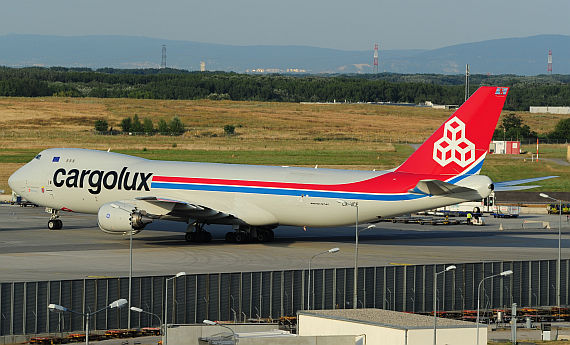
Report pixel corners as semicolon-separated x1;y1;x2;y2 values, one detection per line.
94;119;108;132
224;124;236;135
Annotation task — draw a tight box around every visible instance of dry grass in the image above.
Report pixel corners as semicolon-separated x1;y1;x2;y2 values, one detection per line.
0;97;563;151
0;97;454;151
0;96;567;193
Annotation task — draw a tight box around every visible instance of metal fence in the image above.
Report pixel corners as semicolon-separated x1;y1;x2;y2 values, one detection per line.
0;259;568;336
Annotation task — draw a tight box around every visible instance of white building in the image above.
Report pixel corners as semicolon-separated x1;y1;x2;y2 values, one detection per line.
529;106;570;115
298;309;484;345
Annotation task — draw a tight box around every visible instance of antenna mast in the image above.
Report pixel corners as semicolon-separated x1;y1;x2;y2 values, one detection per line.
373;43;379;73
161;45;167;69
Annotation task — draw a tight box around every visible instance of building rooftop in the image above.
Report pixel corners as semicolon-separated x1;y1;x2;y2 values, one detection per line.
299;309;477;330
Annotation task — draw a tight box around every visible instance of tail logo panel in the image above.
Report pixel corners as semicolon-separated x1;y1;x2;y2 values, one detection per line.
432;116;475;167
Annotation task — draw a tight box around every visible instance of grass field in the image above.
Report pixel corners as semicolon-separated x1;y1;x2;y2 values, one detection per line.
0;97;567;193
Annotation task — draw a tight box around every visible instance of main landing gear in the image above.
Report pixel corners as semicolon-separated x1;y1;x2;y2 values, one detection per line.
224;226;275;244
185;222;212;243
47;209;63;230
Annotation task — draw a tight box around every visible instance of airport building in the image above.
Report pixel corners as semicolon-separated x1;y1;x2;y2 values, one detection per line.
298;309;483;345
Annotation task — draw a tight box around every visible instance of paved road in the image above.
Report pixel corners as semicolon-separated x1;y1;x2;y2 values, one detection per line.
0;205;569;282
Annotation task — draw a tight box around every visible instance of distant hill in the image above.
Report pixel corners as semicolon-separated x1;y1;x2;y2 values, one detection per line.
0;34;568;75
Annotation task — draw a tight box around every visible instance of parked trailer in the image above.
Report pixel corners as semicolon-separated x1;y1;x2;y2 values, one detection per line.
379;216;463;225
492;205;520;218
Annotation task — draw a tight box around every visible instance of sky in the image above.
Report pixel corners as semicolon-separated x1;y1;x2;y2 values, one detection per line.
1;0;569;51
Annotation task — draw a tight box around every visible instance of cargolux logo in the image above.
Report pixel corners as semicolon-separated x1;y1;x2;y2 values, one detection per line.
53;167;152;195
433;117;475;167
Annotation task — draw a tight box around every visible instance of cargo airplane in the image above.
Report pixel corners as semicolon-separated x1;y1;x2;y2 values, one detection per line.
8;86;553;243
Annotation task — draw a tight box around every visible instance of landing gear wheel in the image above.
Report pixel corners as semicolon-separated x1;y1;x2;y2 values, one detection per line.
48;219;62;230
201;231;212;243
235;231;247;243
184;222;212;243
256;231;268;242
185;232;195;242
225;232;236;243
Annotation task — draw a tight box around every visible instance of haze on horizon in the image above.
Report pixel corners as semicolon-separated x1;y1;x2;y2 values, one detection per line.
2;0;569;51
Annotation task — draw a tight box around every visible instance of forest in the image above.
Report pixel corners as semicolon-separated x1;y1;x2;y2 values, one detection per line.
0;67;569;111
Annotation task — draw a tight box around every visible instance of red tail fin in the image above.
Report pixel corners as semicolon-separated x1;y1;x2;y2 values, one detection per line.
396;86;509;176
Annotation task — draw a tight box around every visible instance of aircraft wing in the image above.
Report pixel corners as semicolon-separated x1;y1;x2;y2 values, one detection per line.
134;196;238;223
493;175;558;191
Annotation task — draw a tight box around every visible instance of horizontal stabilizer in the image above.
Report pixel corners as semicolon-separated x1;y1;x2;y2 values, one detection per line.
409;179;476;196
494;175;558;191
493;175;558;188
494;185;542;191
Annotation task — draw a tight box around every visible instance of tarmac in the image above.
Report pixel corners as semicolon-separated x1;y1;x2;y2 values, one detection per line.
0;205;569;283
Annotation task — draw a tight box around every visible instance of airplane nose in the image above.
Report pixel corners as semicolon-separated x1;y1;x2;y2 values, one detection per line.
8;166;28;193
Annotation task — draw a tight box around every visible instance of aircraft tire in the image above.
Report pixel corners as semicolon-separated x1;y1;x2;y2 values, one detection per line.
235;232;247;243
256;231;267;242
48;219;62;230
203;232;212;243
185;232;194;242
225;232;236;243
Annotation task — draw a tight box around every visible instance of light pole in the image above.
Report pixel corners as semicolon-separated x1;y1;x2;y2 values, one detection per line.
433;265;456;345
477;270;513;345
109;203;136;329
307;247;340;310
203;319;238;344
128;228;133;329
48;298;127;345
540;193;564;311
130;307;163;334
164;272;186;345
337;200;376;309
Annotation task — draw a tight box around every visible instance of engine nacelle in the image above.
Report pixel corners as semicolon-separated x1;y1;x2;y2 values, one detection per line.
97;202;152;234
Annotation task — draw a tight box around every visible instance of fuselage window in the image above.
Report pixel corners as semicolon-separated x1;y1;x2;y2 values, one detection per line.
35;154;42;160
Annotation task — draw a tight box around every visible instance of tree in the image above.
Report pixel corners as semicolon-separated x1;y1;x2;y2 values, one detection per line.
169;116;185;135
498;113;536;140
143;118;155;134
157;119;169;134
550;118;570;140
94;119;108;132
131;114;144;133
120;117;132;132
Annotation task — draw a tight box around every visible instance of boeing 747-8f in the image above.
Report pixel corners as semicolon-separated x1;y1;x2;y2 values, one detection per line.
8;86;550;242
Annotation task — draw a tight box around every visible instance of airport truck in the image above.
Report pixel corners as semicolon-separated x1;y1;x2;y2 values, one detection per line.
427;191;520;217
11;191;37;207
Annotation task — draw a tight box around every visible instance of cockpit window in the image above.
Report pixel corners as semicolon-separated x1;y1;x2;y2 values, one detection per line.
34;154;42;160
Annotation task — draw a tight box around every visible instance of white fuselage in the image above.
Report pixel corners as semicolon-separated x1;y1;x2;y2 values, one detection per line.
9;148;492;227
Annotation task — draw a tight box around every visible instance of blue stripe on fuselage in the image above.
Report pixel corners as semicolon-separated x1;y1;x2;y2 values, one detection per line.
150;182;426;201
445;158;485;184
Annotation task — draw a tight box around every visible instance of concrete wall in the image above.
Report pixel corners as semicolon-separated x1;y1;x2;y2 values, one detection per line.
233;335;360;345
167;323;279;345
408;327;485;345
298;314;404;345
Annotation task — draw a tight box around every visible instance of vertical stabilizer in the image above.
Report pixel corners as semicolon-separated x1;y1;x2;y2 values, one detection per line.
396;86;509;176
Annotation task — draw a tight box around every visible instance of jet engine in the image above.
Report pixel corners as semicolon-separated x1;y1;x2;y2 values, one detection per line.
97;202;153;234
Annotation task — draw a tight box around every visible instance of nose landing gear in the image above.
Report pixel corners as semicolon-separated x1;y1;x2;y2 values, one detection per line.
47;209;63;230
